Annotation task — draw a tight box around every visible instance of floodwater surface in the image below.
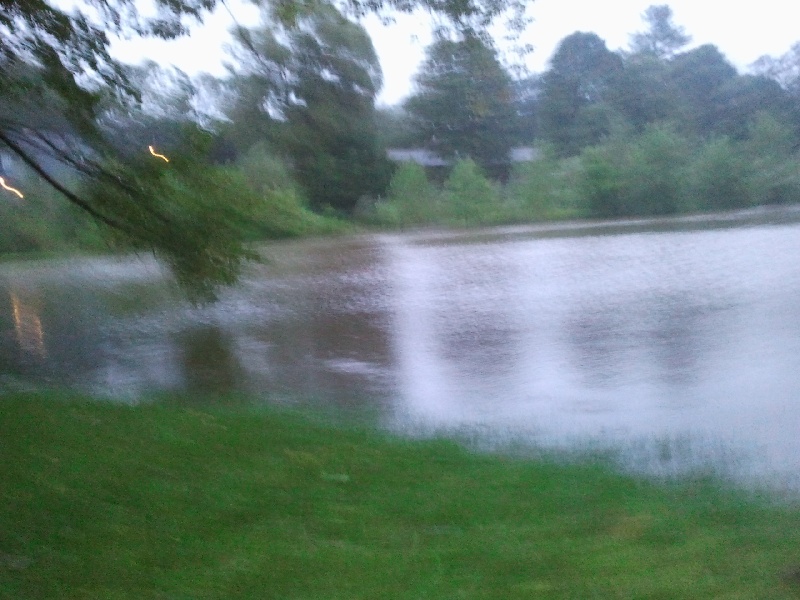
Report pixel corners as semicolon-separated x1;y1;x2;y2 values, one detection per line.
4;208;800;487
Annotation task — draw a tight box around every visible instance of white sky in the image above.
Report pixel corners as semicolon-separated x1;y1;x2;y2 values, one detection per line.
110;0;800;106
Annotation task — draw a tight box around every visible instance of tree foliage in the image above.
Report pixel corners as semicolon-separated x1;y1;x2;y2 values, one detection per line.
372;4;800;226
628;5;690;60
577;125;693;217
506;151;577;219
226;3;390;212
387;163;438;215
404;35;517;171
538;32;623;156
442;158;498;223
667;44;738;137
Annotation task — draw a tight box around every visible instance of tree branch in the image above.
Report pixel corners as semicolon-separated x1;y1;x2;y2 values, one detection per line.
0;129;136;237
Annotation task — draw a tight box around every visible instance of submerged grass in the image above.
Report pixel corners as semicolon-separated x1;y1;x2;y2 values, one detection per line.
2;392;800;599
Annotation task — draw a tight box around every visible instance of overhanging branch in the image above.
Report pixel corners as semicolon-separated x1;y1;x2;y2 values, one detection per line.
0;129;136;237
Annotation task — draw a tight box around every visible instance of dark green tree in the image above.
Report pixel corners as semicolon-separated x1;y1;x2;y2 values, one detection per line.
668;44;737;138
610;56;676;131
538;32;624;156
752;43;800;96
404;35;517;172
376;106;419;148
628;5;691;60
611;6;688;133
226;3;390;212
751;43;800;139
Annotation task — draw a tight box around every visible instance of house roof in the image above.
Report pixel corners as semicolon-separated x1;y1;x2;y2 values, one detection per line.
387;146;539;166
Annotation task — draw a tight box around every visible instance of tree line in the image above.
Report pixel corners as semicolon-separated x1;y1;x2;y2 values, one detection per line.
371;5;800;224
4;1;800;294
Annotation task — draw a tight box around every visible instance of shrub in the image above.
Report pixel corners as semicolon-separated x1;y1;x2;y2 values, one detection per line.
441;159;499;225
578;125;692;217
234;143;345;238
744;113;800;206
506;153;580;221
578;145;627;217
623;124;691;215
383;162;440;226
688;137;752;211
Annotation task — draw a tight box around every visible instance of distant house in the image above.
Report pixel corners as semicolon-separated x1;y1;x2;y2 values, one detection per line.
508;147;541;162
387;146;540;166
386;146;540;181
386;148;451;167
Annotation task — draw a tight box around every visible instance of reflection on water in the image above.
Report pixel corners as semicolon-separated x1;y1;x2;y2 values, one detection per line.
4;208;800;487
10;291;46;358
178;326;244;395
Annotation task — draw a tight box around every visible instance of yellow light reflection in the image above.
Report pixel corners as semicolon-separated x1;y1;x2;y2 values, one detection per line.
148;145;170;162
10;292;46;358
0;177;24;198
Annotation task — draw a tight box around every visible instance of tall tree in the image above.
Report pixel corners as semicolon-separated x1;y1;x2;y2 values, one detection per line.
538;32;623;156
752;43;800;133
510;74;540;144
711;75;794;140
226;3;390;212
628;5;691;60
376;106;419;148
1;0;527;294
404;35;517;172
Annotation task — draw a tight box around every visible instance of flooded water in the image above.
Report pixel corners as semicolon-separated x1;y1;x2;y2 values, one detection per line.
4;207;800;487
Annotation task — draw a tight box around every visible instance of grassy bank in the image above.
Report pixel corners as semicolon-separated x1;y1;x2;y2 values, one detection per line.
2;393;800;599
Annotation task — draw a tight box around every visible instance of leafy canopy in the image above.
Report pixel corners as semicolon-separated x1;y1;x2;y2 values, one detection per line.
225;2;390;212
537;32;623;156
405;35;517;170
1;0;527;296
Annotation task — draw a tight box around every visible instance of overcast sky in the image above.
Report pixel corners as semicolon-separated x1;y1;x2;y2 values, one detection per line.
111;0;800;106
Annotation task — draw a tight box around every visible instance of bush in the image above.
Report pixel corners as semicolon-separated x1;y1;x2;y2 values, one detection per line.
369;162;441;227
578;125;692;217
0;162;103;255
578;144;627;217
688;137;752;211
506;152;581;221
441;159;500;225
623;124;691;215
743;113;800;206
236;142;300;197
234;143;342;238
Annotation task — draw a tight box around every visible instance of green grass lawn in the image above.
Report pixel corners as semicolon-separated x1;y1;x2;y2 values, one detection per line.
2;392;800;599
